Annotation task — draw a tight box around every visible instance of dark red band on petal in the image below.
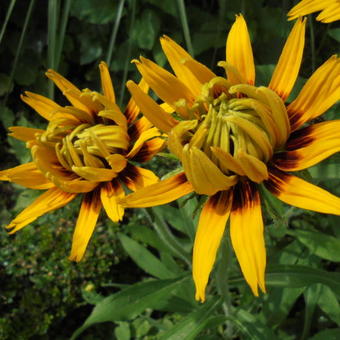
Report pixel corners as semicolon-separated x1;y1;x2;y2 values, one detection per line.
232;181;259;212
286;125;315;150
272;151;300;169
264;166;291;195
119;163;140;187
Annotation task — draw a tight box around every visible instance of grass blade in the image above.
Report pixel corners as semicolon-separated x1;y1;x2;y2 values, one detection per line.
176;0;194;56
0;0;17;47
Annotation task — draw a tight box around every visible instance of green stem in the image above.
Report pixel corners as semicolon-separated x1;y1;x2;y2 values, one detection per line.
143;208;192;267
4;0;35;106
0;0;17;47
119;0;136;106
106;0;125;67
176;0;194;56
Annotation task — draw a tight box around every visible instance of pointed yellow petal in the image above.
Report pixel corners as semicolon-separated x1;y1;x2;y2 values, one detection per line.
69;190;102;262
269;18;306;101
126;80;178;133
121;164;159;191
288;55;340;131
160;35;204;96
21;91;61;120
6;187;76;233
120;172;193;207
131;137;165;163
72;166;119;182
230;182;266;296
265;166;340;215
226;14;255;85
106;154;127;172
133;57;194;118
210;147;246;176
317;3;340;23
129;116;154;141
8;126;44;143
274;120;340;171
0;162;54;190
99;61;116;102
126;127;161;159
100;181;125;222
193;190;232;302
236;151;269;183
182;145;238;195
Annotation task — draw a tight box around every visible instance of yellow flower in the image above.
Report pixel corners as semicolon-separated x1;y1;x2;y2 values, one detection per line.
288;0;340;23
121;15;340;301
0;62;164;261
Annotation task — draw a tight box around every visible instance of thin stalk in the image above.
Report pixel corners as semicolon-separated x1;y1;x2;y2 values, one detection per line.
216;235;234;337
119;0;136;106
55;0;71;70
0;0;17;47
143;208;192;267
176;0;194;56
308;15;316;72
48;0;59;99
4;0;35;106
106;0;125;67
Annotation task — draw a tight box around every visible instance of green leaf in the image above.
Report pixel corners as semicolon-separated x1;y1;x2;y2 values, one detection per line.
227;309;276;340
317;285;340;325
71;276;190;339
328;28;340;42
118;233;177;279
159;297;222;340
0;73;13;95
309;328;340;340
0;105;15;129
288;229;340;262
133;9;160;50
229;265;340;297
115;322;131;340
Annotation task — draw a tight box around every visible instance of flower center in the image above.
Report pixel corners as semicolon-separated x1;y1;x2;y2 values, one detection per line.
168;77;290;194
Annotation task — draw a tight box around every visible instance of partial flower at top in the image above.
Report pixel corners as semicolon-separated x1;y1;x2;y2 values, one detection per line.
0;62;164;261
288;0;340;23
121;15;340;301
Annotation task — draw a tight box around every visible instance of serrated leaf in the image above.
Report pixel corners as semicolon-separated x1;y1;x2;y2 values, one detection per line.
159;297;222;340
118;232;177;279
71;276;190;339
288;229;340;262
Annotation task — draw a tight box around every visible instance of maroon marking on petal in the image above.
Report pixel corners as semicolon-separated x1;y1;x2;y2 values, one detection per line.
264;166;291;196
231;180;258;212
286;125;315;150
128;123;140;142
272;151;300;169
119;163;140;186
132;144;152;163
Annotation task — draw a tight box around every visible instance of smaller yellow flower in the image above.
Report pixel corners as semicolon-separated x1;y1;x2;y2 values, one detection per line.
0;62;164;261
288;0;340;23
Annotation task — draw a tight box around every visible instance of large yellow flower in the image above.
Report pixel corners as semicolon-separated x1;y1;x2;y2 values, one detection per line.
121;15;340;301
288;0;340;23
0;62;164;261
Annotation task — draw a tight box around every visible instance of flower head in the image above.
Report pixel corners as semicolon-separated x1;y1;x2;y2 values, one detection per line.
288;0;340;23
0;62;164;261
121;15;340;301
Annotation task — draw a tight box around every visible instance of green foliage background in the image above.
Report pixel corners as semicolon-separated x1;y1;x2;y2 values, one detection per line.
0;0;339;339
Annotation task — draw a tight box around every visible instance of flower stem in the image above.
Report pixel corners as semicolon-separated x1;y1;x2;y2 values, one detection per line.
176;0;194;56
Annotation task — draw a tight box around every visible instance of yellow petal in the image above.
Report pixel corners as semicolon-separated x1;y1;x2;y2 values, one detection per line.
133;57;194;118
126;127;161;159
125;78;149;123
0;162;54;190
230;181;266;296
6;187;76;233
69;190;102;262
182;145;238;195
120;172;193;207
193;190;232;302
126;80;178;133
99;61;116;102
129;116;154;141
265;166;340;215
72;166;119;182
288;55;340;131
160;35;203;96
121;164;159;191
317;3;340;23
8;126;44;143
236;151;269;183
21;91;61;120
269;18;306;101
131;137;165;163
100;181;125;222
226;14;255;85
106;154;127;172
274;120;340;171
